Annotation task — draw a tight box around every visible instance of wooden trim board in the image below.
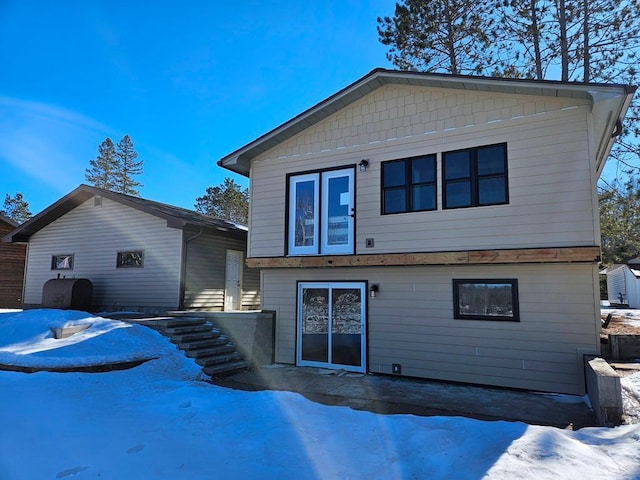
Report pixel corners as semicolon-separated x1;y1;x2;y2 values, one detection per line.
246;246;601;269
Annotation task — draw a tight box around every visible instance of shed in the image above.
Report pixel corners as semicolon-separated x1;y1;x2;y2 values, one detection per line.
2;185;259;314
605;258;640;307
0;214;26;308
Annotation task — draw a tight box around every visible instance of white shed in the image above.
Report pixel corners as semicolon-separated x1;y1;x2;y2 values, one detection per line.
605;258;640;307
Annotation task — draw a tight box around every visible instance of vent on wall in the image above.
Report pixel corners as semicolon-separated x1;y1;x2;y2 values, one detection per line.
94;196;102;207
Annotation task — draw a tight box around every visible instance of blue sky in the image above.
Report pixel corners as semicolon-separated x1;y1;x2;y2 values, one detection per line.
0;1;394;214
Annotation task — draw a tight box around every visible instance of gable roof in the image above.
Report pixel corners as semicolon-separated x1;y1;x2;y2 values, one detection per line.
2;184;247;243
626;257;640;266
0;214;18;228
218;68;636;177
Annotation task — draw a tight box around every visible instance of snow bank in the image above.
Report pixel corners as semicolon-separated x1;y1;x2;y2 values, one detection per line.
0;309;174;368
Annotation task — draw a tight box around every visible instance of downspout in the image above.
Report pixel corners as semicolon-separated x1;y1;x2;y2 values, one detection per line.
180;229;203;310
611;119;623;139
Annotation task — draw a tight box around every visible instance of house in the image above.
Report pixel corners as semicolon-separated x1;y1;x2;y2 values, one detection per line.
2;185;259;313
0;214;27;308
604;258;640;307
218;68;635;395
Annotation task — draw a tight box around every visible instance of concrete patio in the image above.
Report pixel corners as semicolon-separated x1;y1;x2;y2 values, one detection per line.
212;364;598;429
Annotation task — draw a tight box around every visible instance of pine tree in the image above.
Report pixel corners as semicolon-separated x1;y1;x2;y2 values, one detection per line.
85;138;118;190
377;0;496;75
114;135;143;196
1;193;32;224
599;175;640;265
488;0;555;79
195;178;249;225
85;135;143;196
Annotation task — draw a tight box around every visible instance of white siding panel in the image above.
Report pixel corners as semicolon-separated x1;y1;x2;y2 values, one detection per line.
24;197;183;310
249;84;598;257
262;263;599;394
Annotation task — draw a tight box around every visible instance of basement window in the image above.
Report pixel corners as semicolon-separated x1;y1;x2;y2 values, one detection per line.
453;279;519;322
117;251;144;268
51;254;74;270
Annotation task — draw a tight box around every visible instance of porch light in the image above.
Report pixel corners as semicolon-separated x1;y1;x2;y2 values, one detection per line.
369;284;379;298
359;159;369;172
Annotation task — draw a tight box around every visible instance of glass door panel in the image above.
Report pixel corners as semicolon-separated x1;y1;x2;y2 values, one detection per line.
321;169;354;254
288;173;319;255
300;286;329;362
331;288;362;367
297;282;365;372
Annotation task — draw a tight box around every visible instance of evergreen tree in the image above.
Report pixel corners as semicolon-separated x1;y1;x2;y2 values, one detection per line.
377;0;495;74
1;193;32;224
85;137;118;190
114;135;143;196
85;135;143;196
379;0;640;83
599;176;640;265
487;0;555;79
488;0;640;84
195;178;249;225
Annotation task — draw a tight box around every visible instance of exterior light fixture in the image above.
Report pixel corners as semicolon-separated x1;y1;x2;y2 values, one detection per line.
369;284;379;298
359;159;369;172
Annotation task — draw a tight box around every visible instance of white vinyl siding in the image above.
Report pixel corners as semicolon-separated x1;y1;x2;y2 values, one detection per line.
248;84;597;258
23;197;183;310
262;263;599;395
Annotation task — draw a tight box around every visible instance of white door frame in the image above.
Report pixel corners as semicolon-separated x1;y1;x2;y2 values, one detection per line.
224;249;243;311
296;281;366;373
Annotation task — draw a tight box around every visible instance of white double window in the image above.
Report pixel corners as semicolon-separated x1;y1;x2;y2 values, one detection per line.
288;168;354;255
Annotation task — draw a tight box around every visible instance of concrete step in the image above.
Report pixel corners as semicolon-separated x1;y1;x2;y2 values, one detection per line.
169;330;221;344
196;346;240;366
163;323;213;335
132;314;248;379
149;317;206;329
203;360;249;377
194;351;243;367
183;337;231;358
177;333;224;350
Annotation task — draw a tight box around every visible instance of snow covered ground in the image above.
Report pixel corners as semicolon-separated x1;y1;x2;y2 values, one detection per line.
1;309;639;480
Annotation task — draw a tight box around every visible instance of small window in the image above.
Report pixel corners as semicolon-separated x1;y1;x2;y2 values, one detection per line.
443;143;508;209
117;251;144;268
51;254;74;270
453;279;519;322
382;154;436;214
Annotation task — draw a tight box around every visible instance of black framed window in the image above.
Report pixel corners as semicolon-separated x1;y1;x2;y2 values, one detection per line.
453;279;519;322
382;154;436;214
443;143;508;209
51;254;74;270
117;251;144;268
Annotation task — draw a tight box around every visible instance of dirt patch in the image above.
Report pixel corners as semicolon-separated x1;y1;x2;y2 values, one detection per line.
600;314;640;339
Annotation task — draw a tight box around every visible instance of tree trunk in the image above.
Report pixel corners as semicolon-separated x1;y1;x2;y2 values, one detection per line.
583;0;590;82
442;0;459;74
531;0;544;80
557;0;569;81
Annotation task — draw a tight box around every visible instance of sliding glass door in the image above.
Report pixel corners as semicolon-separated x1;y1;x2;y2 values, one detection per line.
297;282;365;372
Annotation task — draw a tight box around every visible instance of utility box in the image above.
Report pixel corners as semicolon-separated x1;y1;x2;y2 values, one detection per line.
42;278;93;311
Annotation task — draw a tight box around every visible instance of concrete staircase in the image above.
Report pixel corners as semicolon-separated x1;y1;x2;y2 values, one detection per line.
140;316;249;377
